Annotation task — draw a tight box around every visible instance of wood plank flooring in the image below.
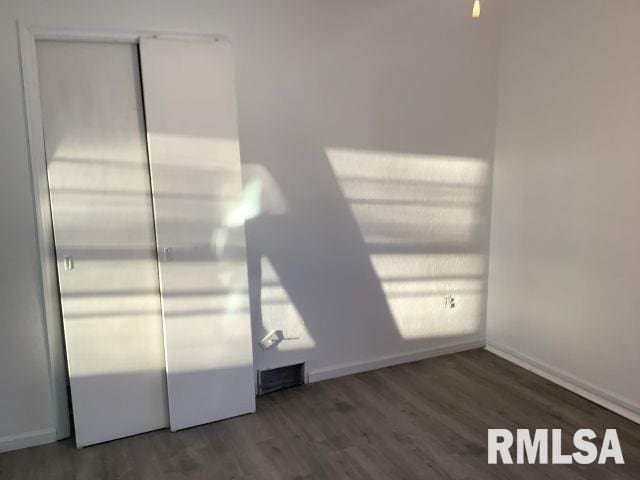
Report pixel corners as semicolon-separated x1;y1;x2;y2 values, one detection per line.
1;349;639;479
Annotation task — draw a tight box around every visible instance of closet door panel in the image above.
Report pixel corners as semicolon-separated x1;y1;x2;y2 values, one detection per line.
37;41;169;447
139;38;255;431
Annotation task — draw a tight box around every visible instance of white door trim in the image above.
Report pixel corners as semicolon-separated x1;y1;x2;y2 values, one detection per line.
18;23;71;441
17;23;228;445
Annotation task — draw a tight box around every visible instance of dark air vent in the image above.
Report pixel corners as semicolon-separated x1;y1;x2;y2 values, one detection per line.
257;363;305;395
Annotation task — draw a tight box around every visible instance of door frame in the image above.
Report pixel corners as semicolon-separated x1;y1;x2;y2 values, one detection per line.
18;24;226;442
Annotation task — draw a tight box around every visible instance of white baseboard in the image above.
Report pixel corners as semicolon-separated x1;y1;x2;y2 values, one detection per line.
308;338;486;383
0;428;57;454
486;342;640;425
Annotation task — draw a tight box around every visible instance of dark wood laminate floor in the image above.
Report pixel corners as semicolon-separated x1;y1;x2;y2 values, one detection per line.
1;349;639;479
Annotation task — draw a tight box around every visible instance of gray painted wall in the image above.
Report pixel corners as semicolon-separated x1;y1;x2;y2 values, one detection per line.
0;0;501;448
488;0;640;420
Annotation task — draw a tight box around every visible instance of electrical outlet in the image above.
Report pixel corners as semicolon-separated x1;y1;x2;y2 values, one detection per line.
444;295;456;311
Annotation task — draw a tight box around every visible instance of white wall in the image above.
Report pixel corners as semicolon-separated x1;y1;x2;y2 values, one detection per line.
487;0;640;422
0;0;502;450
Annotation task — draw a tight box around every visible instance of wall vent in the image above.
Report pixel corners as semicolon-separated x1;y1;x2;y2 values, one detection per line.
257;363;305;395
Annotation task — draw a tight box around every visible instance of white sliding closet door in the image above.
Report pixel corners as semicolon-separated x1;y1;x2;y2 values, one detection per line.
37;41;169;447
139;38;255;431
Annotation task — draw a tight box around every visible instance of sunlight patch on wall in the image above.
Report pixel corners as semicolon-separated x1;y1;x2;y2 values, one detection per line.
327;148;490;340
375;255;485;339
327;148;489;246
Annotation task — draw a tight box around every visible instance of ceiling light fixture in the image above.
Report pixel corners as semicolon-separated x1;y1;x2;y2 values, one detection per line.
472;0;481;18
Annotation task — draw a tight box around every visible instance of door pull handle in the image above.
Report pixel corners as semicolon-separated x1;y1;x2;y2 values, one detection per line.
64;256;74;271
